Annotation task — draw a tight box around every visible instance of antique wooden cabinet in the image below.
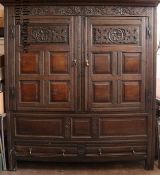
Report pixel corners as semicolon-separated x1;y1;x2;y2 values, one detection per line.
1;0;158;170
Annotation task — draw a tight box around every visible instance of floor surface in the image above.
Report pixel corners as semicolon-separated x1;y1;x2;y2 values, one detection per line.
1;161;160;175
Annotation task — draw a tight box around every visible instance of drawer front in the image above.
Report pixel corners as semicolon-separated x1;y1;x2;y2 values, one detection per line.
15;143;147;160
86;145;147;157
15;145;77;157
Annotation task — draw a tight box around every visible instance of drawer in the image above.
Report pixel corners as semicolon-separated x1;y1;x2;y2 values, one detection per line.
86;145;147;157
15;143;147;159
15;145;77;157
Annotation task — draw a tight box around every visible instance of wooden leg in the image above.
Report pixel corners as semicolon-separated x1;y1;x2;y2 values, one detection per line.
158;119;160;169
145;160;154;170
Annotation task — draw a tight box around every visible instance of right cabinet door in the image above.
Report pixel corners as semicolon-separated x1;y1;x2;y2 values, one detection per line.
85;17;147;112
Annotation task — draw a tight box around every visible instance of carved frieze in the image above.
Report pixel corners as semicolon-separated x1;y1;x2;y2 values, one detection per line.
28;6;150;16
27;25;69;44
93;25;140;45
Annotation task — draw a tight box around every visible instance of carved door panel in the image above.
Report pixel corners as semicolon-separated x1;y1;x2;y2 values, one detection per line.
86;17;147;112
15;16;77;111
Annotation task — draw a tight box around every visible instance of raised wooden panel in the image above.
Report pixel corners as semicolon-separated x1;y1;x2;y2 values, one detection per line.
122;81;141;102
72;118;91;137
15;117;64;137
50;52;69;74
93;53;112;74
122;53;141;74
20;52;40;74
50;81;70;102
99;117;147;136
93;82;112;103
20;81;40;102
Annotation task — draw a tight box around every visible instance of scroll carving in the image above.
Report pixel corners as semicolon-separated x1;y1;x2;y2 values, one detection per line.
28;6;150;16
28;25;69;44
93;26;140;45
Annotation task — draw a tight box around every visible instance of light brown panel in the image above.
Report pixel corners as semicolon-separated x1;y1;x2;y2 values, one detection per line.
15;117;64;137
20;81;40;102
93;82;112;103
99;117;147;136
93;53;112;74
122;52;141;74
72;118;92;137
20;52;40;74
50;81;70;102
122;81;141;102
50;52;69;74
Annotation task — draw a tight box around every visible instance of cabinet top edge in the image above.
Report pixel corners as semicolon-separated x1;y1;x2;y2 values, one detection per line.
0;0;159;7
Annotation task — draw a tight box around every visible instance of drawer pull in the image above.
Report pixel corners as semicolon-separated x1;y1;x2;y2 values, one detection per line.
62;149;65;156
98;148;102;156
131;147;136;155
29;147;32;155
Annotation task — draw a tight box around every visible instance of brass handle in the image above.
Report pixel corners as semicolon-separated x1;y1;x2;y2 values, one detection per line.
29;147;32;155
72;59;77;66
85;60;89;67
62;149;65;156
98;148;102;156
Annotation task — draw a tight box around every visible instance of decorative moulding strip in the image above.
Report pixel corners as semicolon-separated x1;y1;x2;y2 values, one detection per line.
15;6;152;17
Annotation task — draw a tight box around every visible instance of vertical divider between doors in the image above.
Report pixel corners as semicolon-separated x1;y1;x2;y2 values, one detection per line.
84;17;89;112
75;16;82;112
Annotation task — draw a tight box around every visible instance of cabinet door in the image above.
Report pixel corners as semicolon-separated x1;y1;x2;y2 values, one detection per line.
15;16;77;111
85;17;147;112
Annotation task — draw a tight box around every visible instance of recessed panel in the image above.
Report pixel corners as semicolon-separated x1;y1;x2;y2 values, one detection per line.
20;52;39;74
15;117;63;137
50;81;70;102
50;52;69;74
72;118;91;137
122;81;141;102
20;81;40;102
93;82;112;102
99;117;146;136
93;53;112;74
122;53;141;74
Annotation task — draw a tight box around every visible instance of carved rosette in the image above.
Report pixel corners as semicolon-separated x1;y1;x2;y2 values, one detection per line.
93;26;140;45
28;25;69;44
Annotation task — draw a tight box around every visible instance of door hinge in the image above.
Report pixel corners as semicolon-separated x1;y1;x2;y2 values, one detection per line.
146;26;151;39
9;25;15;39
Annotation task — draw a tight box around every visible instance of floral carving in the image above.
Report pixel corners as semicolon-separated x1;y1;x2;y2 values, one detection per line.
28;6;150;16
93;26;139;45
28;25;69;44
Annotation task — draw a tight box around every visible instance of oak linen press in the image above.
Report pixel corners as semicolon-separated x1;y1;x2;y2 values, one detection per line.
1;0;158;170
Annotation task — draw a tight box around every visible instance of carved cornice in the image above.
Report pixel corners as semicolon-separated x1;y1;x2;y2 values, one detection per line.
1;0;159;7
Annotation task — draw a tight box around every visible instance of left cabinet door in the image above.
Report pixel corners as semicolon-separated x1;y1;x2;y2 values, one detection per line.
14;16;77;111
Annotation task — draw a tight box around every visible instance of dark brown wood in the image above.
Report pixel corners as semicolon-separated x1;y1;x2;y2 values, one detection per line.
0;0;159;6
2;0;157;171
